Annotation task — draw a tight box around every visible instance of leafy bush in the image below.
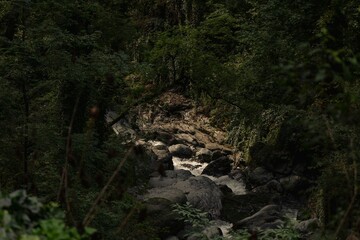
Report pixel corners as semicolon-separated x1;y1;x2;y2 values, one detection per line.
172;202;210;229
0;190;95;240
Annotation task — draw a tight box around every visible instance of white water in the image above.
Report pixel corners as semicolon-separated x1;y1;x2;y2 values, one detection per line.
172;156;246;195
204;175;246;195
172;157;208;176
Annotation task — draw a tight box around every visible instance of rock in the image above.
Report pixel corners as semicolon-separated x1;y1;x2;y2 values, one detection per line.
187;226;223;240
186;226;222;240
174;176;223;218
155;131;177;144
212;150;226;161
149;170;193;188
145;197;185;238
159;91;192;112
169;144;193;158
229;169;244;182
203;226;222;239
149;140;168;150
279;175;305;192
233;205;282;230
295;218;320;233
166;236;179;240
248;167;274;186
152;148;174;170
144;187;187;204
196;148;213;163
205;143;232;154
202;157;232;177
175;133;198;146
149;177;177;188
261;219;285;229
346;234;360;240
165;169;194;180
211;175;246;195
219;184;233;194
252;180;283;194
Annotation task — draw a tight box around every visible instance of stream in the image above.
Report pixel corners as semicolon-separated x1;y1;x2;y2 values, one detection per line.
106;91;304;239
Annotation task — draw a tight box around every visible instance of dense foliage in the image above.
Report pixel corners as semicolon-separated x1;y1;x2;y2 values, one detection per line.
0;0;359;239
0;190;95;239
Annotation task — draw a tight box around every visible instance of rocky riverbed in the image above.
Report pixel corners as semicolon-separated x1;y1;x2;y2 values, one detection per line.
106;90;319;239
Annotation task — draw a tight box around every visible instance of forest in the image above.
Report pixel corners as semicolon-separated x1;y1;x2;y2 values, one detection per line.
0;0;359;239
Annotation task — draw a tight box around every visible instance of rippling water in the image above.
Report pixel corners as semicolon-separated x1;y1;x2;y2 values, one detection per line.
172;156;246;195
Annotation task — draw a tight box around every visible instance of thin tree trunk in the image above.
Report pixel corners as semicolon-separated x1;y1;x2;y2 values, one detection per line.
21;82;30;188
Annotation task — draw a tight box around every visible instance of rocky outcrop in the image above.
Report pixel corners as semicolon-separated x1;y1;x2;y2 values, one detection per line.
145;170;223;219
169;144;193;158
174;176;223;218
196;148;212;163
248;167;274;186
144;197;185;238
202;157;232;177
233;205;283;230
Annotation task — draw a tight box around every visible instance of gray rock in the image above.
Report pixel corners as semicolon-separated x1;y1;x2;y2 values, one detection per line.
187;226;222;240
203;226;223;238
230;169;245;182
149;177;177;188
166;236;179;240
205;143;232;154
149;170;193;188
154;150;174;170
261;219;284;229
252;180;283;193
279;175;304;192
248;167;274;186
149;140;168;150
174;176;223;218
169;144;193;158
196;148;213;163
295;218;320;232
175;133;198;146
145;187;186;204
145;197;184;238
202;157;232;177
233;204;282;230
165;169;194;180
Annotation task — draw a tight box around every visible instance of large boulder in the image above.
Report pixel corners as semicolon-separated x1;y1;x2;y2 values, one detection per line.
211;150;227;161
175;133;198;146
144;197;184;238
169;144;193;158
233;205;283;230
149;140;168;150
279;175;307;193
205;143;232;154
149;170;193;188
152;148;174;170
196;148;213;163
201;157;232;177
174;176;223;218
187;226;222;240
144;187;187;204
248;167;274;186
252;180;283;194
295;218;320;233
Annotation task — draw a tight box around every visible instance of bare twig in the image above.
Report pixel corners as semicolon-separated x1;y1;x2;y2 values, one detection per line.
322;115;336;148
335;138;358;237
115;203;140;234
82;146;134;227
57;95;81;224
